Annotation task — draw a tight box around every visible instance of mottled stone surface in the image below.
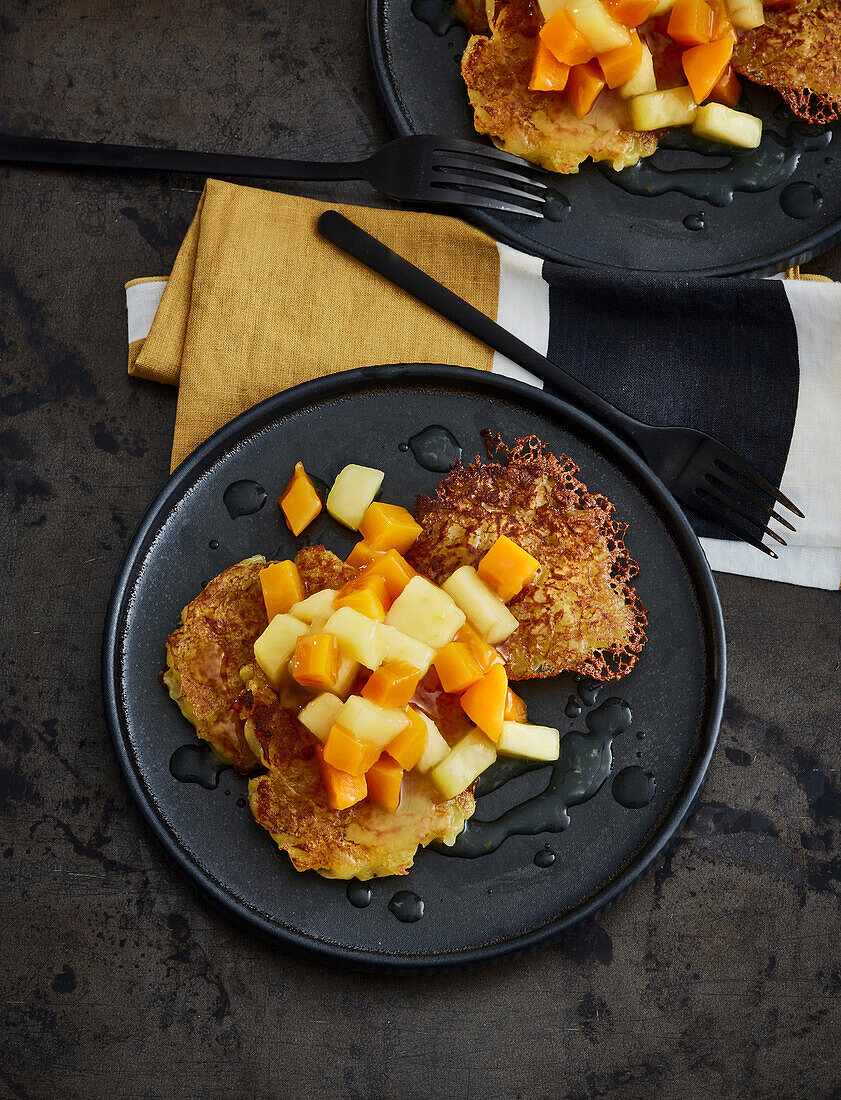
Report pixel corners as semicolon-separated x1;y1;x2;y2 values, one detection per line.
1;2;840;1097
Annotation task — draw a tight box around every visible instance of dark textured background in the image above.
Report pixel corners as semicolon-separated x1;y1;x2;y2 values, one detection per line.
1;2;840;1097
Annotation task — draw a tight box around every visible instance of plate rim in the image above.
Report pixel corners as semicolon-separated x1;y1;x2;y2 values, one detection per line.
102;363;726;972
366;0;841;278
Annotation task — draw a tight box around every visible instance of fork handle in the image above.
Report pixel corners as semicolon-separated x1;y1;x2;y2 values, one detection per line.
0;134;367;182
317;211;645;446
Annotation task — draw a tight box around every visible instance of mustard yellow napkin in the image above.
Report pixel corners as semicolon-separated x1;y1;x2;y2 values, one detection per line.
128;180;501;471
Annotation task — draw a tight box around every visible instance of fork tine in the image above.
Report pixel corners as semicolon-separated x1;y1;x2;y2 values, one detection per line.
433;153;548;192
697;484;787;546
426;185;545;218
429;169;545;203
706;469;796;532
684;492;779;558
712;451;804;519
431;137;550;172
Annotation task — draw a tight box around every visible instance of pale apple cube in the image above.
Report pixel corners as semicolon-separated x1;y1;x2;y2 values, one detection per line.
442;566;519;645
327;654;360;698
693;103;762;149
537;0;568;17
617;41;656;99
570;0;630;52
375;623;435;676
431;727;497;800
323;606;385;670
337;695;410;749
412;709;450;774
650;0;676;12
726;0;764;28
298;692;344;742
384;576;465;650
254;614;309;689
291;588;337;626
497;721;561;761
630;86;698;131
326;464;385;530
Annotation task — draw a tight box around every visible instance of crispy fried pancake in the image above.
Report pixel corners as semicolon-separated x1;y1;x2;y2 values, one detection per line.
461;0;658;173
455;0;492;34
241;664;475;880
733;0;841;123
408;434;647;681
294;544;358;591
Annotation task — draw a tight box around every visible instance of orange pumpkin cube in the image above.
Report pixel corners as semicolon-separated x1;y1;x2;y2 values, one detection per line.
323;724;380;777
456;623;503;674
336;573;390;621
708;0;737;40
709;63;742;106
540;8;595;66
604;0;658;25
387;709;428;770
667;0;713;45
433;642;484;694
366;753;404;813
364;548;417;601
315;745;367;811
598;29;644;89
279;461;322;536
566;61;606;119
291;633;340;689
459;664;508;743
477;535;541;603
345;541;384;571
358;502;423;554
529;39;571;91
504;688;528;723
682;36;733;102
362;661;422;709
259;560;305;620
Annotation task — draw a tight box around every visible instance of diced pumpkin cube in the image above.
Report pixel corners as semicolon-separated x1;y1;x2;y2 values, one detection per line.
298;692;344;742
345;541;384;571
708;0;737;39
291;633;340;690
336;694;410;749
667;0;713;44
456;623;503;674
529;39;571;92
459;663;508;743
725;0;764;26
366;753;404;813
326;464;384;529
431;728;497;800
442;566;519;645
338;571;391;610
387;709;428;770
630;85;698;129
315;745;368;810
433;642;484;694
362;661;422;709
291;588;337;627
335;582;386;622
682;36;733;103
358;502;423;554
497;721;561;761
323;723;380;776
504;688;528;723
364;548;417;601
598;29;644;89
260;560;305;620
253;614;309;688
617;38;656;96
566;61;606;118
385;576;466;650
412;709;451;774
692;101;762;147
477;535;541;603
709;64;742;106
375;623;436;676
322;606;385;669
540;9;595;66
279;461;322;536
604;0;658;25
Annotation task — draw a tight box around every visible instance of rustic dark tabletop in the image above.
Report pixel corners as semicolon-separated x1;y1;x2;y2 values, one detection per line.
2;2;840;1098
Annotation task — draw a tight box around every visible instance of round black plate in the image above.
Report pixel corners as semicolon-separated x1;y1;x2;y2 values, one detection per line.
368;0;840;275
102;365;725;971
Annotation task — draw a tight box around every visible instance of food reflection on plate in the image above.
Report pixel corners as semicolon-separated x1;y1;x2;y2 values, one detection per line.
162;434;647;881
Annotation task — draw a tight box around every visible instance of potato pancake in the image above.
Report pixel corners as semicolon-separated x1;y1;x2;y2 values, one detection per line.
460;0;658;173
408;434;647;681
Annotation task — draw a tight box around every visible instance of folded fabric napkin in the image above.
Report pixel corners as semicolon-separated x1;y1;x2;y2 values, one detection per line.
126;179;841;590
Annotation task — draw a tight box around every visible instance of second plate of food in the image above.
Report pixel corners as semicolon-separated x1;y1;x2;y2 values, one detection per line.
102;364;724;971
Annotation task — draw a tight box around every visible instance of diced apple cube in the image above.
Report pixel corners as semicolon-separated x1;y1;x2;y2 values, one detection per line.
375;623;435;676
253;614;309;688
537;0;568;17
337;695;410;749
326;654;360;699
692;102;762;149
441;566;519;645
497;721;561;761
298;693;344;742
322;606;385;670
630;85;698;131
726;0;764;28
570;0;630;52
326;464;385;530
431;727;497;800
650;0;676;12
617;40;656;98
384;576;465;650
291;588;338;626
412;709;451;774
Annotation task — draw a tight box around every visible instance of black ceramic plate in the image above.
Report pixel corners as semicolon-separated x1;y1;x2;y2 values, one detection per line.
102;365;725;971
368;0;841;275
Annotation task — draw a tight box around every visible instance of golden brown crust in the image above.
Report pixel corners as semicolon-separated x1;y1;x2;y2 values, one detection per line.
408;433;647;681
293;544;358;592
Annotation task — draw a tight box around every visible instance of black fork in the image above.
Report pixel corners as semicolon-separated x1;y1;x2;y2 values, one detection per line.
0;133;549;218
317;211;804;557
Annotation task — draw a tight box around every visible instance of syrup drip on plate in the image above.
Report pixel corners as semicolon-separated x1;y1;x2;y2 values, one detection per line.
169;743;228;790
683;212;705;231
406;425;463;472
543;189;572;222
565;695;583;719
347;881;373;909
389;890;424;922
612;766;656;809
534;847;556;867
411;0;459;35
223;479;267;519
779;181;823;219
